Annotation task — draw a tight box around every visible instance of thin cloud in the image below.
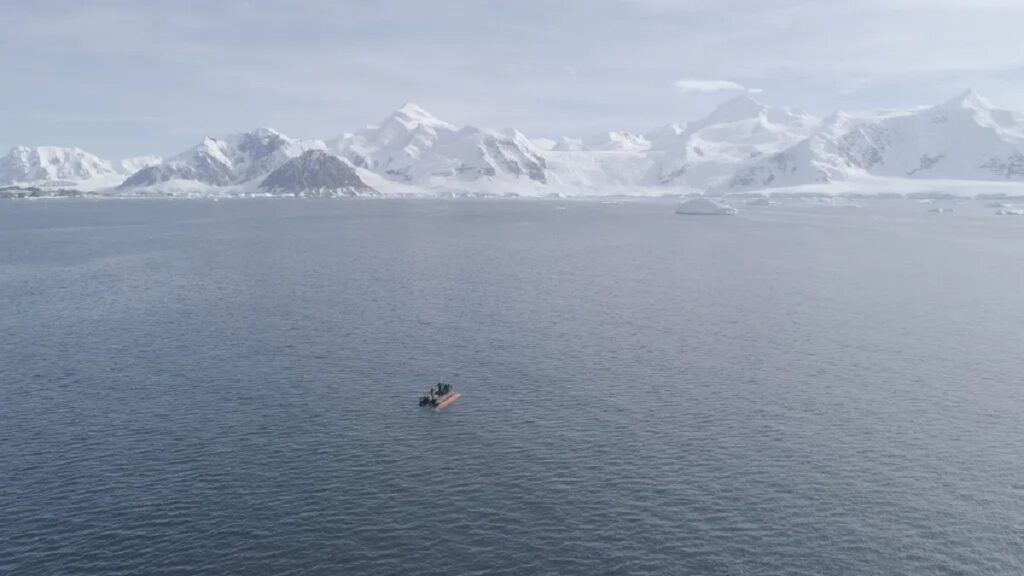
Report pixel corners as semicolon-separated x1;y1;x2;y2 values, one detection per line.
672;78;755;94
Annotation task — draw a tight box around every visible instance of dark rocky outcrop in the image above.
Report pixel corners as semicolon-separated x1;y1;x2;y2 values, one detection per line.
259;150;376;197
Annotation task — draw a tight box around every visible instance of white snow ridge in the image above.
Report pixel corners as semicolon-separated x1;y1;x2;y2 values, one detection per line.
7;91;1024;198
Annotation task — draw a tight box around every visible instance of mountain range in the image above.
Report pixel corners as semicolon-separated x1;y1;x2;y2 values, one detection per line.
722;90;1024;192
3;90;1023;197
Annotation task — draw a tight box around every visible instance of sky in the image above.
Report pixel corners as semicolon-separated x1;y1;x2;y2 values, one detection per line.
3;0;1024;158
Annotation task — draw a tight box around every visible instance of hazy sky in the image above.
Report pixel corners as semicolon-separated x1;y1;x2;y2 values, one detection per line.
3;0;1023;158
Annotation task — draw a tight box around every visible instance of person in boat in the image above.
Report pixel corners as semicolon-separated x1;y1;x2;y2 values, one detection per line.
421;383;453;406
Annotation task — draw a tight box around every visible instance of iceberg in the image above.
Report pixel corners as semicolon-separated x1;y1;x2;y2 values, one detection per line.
675;197;738;215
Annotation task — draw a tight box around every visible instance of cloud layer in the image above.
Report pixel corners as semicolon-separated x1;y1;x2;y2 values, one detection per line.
672;79;764;95
672;79;745;93
2;0;1022;157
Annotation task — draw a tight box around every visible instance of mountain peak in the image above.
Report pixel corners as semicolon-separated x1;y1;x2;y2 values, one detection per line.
222;127;289;148
388;102;452;129
942;89;991;111
247;126;283;138
393;102;434;120
705;94;767;123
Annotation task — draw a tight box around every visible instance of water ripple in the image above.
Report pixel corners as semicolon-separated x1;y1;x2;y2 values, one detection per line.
1;199;1022;575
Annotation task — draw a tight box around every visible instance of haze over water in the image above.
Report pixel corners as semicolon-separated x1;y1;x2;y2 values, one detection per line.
1;198;1022;575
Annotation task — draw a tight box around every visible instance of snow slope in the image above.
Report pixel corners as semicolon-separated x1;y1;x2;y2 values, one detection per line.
116;155;162;176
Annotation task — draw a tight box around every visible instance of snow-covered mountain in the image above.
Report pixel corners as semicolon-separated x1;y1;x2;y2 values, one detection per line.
120;128;321;189
0;146;119;185
330;103;547;184
644;95;820;188
0;146;162;189
724;90;1024;192
259;150;376;197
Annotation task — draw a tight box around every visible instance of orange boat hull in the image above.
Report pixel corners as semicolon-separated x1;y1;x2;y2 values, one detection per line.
433;392;461;411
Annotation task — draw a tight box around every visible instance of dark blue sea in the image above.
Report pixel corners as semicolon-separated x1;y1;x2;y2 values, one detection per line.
1;198;1022;575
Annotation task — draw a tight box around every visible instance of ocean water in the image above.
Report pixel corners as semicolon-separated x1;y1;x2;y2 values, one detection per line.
1;197;1022;575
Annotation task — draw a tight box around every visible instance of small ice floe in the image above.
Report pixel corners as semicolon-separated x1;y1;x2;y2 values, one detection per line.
996;208;1024;216
745;197;777;206
928;207;954;213
987;202;1015;209
675;197;737;215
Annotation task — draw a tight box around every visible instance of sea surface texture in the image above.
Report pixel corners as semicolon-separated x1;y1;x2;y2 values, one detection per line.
1;198;1022;575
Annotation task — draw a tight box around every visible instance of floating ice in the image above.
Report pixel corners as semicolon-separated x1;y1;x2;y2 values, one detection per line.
676;197;738;215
